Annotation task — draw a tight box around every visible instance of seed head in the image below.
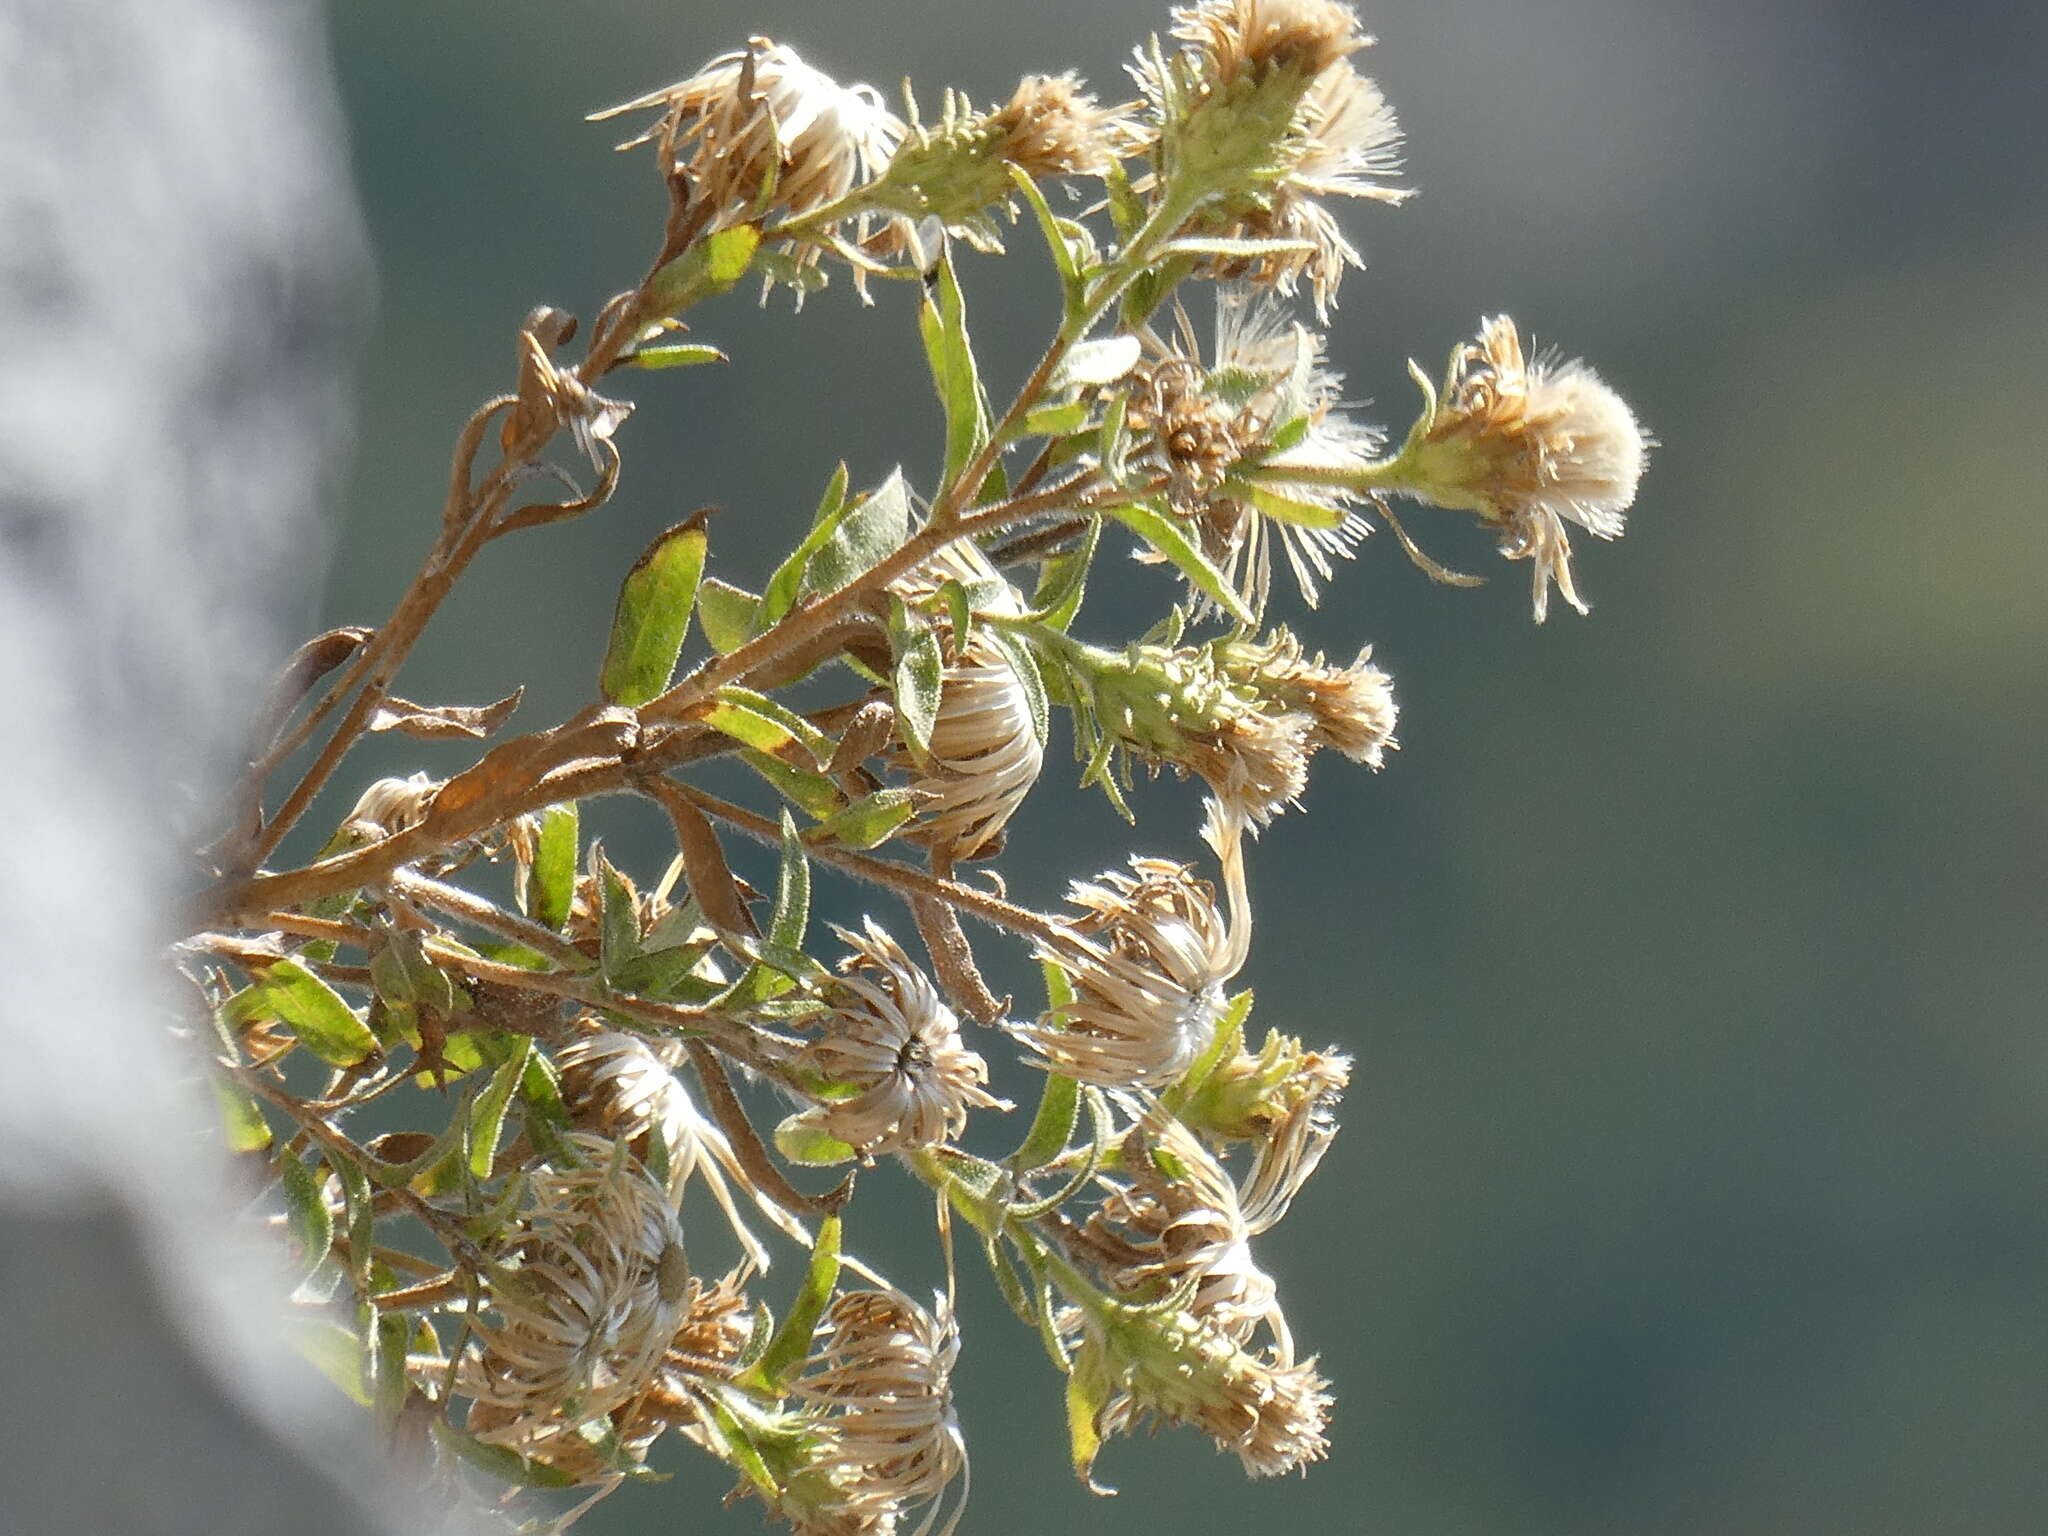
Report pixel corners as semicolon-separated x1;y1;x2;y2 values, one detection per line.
1021;850;1248;1088
1070;1300;1332;1481
461;1133;688;1459
1128;295;1376;615
556;1024;799;1267
1076;1116;1283;1344
786;1288;968;1534
1215;629;1397;768
338;772;440;843
792;920;1004;1157
1184;1030;1351;1229
595;39;903;227
1398;316;1649;620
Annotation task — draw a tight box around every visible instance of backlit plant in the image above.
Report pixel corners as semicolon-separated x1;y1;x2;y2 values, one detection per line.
185;3;1648;1529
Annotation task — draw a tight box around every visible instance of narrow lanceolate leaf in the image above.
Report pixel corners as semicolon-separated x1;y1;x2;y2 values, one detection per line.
804;470;913;597
760;463;851;628
1007;163;1083;308
256;959;378;1067
887;597;945;763
1031;517;1099;632
526;802;579;931
600;518;708;705
591;845;642;984
696;578;760;655
768;810;810;954
698;685;834;765
212;1079;272;1153
803;788;917;850
979;624;1050;746
647;223;761;314
1158;234;1318;260
1241;482;1350;530
773;1115;857;1167
1007;1069;1080;1172
367;690;523;741
279;1152;334;1287
468;1037;532;1179
1054;334;1142;389
918;250;989;486
739;1216;842;1393
288;1317;372;1407
739;749;845;820
1110;502;1257;627
622;342;728;370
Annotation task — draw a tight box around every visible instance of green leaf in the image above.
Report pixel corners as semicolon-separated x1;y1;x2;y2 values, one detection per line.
646;224;762;313
739;1216;842;1392
1064;1345;1116;1493
887;597;946;763
623;341;728;370
600;519;708;706
738;748;846;820
803;788;917;850
768;810;810;954
1030;517;1099;632
212;1079;272;1153
979;624;1049;746
1054;334;1141;389
1007;163;1084;308
760;463;851;628
1110;502;1256;627
1007;1070;1079;1172
279;1153;333;1286
371;1311;411;1433
433;1421;578;1490
805;470;913;598
700;685;834;766
468;1037;532;1179
1240;482;1349;530
287;1317;371;1407
773;1114;858;1166
696;578;760;655
1016;400;1091;441
255;959;378;1067
526;802;579;930
917;251;989;486
591;844;642;984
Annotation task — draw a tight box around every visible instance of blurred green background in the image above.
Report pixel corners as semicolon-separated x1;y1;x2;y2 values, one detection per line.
321;2;2048;1532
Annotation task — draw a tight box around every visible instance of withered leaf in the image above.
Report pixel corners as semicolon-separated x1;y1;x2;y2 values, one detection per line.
368;689;524;741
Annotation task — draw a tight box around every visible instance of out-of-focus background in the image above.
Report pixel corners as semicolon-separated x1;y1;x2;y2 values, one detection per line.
319;2;2047;1532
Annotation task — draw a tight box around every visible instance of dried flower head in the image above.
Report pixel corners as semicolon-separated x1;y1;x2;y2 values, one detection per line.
1175;0;1366;90
595;39;904;234
338;772;440;843
1128;295;1376;615
792;920;1004;1157
1077;1116;1283;1344
786;1288;968;1535
1398;315;1649;620
1215;629;1397;767
1071;1299;1331;1481
1021;845;1248;1088
890;541;1045;859
875;73;1125;258
1184;1030;1352;1229
993;73;1124;180
461;1133;688;1459
914;633;1046;858
1198;61;1407;315
556;1025;800;1266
